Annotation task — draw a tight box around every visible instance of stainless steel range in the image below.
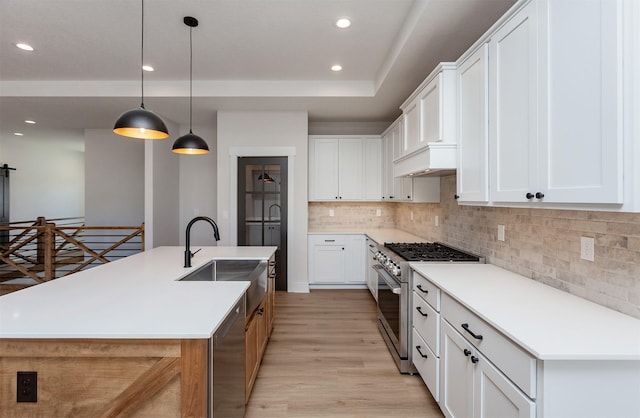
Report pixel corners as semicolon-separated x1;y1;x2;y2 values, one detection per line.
374;242;484;374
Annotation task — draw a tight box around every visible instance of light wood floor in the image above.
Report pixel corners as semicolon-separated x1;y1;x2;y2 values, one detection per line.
245;289;443;418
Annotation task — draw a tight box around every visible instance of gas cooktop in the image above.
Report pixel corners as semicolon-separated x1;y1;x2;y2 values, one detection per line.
384;242;481;262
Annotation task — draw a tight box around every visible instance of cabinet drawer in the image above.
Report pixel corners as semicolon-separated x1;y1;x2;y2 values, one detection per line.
412;270;440;311
441;293;537;398
412;292;440;356
412;328;439;402
309;234;346;246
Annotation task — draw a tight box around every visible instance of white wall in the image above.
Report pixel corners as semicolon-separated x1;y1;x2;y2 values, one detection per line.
145;121;181;248
217;111;309;292
85;129;143;226
1;134;84;222
178;123;218;246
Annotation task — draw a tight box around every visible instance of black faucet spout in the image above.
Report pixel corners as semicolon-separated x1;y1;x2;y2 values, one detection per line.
184;216;221;267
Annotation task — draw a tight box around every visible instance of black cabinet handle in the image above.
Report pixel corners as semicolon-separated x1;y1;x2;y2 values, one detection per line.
258;307;265;316
416;345;428;359
463;349;472;357
416;284;428;294
416;306;428;317
407;195;411;199
536;192;545;199
339;196;342;199
389;196;394;199
526;192;534;199
471;356;479;364
461;323;483;340
454;194;460;200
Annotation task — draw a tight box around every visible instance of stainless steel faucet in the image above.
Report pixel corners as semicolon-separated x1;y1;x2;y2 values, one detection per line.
184;216;220;267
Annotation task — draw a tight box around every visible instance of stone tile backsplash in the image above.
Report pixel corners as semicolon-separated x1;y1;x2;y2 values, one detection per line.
308;175;640;318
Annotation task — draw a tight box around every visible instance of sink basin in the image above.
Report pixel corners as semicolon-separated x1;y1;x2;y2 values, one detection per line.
179;259;267;315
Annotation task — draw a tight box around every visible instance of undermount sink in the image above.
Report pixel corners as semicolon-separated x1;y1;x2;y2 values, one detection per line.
179;259;268;314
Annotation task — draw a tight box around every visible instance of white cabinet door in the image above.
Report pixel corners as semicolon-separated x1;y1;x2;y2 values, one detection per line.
365;239;377;300
309;138;339;200
382;128;393;200
308;236;346;283
363;138;382;201
537;0;623;204
474;351;535;418
345;235;365;284
403;98;420;154
457;44;489;202
489;0;538;203
441;321;474;418
419;74;441;146
338;138;364;200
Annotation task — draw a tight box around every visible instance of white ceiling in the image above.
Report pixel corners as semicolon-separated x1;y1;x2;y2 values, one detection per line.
0;0;515;141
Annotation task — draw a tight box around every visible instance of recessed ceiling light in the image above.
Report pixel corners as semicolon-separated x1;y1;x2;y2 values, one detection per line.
142;65;154;72
331;64;343;72
16;43;34;51
25;120;36;124
335;18;351;29
14;132;24;136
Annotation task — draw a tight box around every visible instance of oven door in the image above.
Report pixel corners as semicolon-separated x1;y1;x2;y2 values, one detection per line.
374;264;408;362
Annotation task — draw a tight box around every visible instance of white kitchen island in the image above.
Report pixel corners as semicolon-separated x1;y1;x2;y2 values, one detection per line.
410;263;640;418
0;245;276;417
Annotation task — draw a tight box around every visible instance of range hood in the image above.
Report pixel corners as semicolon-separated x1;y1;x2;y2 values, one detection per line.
393;142;457;177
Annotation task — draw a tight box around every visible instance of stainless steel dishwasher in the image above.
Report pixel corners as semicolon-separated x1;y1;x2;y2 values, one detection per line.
210;296;246;417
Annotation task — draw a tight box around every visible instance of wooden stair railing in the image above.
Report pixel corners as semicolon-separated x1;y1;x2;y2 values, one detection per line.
0;217;144;294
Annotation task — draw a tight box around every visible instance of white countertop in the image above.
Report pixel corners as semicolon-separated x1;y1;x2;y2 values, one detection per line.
411;263;640;361
0;246;276;339
308;228;428;245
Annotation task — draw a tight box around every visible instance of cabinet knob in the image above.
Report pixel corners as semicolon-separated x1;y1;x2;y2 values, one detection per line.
389;196;394;199
526;192;535;199
471;356;479;364
454;194;460;200
335;196;338;199
536;192;545;199
463;349;472;357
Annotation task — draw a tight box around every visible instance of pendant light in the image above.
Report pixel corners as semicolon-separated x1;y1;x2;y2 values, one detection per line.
113;0;169;140
172;16;209;155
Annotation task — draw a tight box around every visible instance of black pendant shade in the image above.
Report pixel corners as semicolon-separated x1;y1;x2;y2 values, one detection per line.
172;131;209;154
114;105;169;140
113;0;169;140
172;16;209;154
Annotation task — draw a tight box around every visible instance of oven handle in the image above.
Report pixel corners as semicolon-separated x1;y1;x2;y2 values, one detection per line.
373;264;402;295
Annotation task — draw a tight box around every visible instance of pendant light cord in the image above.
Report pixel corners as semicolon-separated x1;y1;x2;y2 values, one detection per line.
189;25;193;133
140;0;145;108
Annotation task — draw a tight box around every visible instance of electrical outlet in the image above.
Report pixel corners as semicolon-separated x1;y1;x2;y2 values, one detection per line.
17;371;37;403
435;215;439;226
410;211;414;221
581;237;595;261
376;208;382;217
329;209;334;217
497;225;505;242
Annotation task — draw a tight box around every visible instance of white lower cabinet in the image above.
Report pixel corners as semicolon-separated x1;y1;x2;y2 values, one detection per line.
440;320;534;418
308;234;365;285
365;238;378;300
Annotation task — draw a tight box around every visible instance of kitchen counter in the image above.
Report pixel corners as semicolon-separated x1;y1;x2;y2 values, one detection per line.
411;263;640;360
308;228;428;245
0;246;277;339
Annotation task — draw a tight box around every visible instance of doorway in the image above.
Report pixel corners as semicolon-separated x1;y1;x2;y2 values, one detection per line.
237;157;288;290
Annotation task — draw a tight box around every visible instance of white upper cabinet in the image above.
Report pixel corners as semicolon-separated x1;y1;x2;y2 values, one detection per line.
309;136;382;201
488;0;624;205
489;0;539;203
363;137;383;201
396;63;458;177
538;0;623;204
456;43;489;203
